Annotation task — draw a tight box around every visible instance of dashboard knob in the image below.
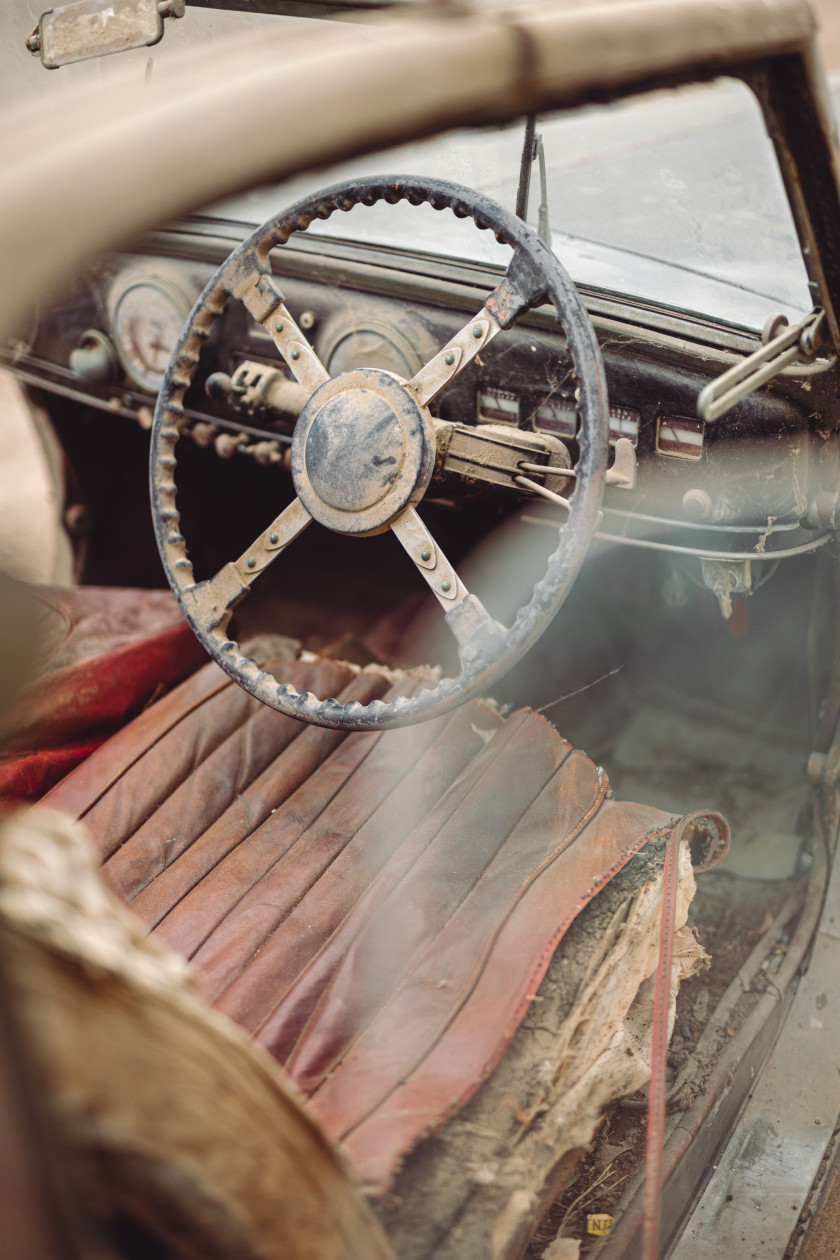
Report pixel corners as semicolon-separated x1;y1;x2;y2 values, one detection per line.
69;329;117;385
682;488;712;521
205;371;239;401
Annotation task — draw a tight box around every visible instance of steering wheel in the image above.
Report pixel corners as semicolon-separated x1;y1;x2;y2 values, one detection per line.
151;175;609;730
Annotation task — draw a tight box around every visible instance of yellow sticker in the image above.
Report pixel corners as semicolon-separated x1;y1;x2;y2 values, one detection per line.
586;1214;614;1237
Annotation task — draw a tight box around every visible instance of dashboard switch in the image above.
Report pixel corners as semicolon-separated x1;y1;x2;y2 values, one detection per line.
206;361;305;421
69;329;117;386
605;438;637;490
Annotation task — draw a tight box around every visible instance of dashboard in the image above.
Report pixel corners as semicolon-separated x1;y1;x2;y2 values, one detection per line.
4;215;834;604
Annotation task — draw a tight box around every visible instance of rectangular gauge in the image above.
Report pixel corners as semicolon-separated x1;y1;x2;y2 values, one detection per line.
533;395;577;438
608;405;641;446
477;387;520;426
656;416;705;459
534;395;640;446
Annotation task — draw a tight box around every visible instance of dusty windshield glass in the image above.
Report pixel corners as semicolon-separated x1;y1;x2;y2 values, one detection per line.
217;76;812;332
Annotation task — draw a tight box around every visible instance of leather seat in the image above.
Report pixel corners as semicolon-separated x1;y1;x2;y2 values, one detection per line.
1;585;205;801
45;649;681;1196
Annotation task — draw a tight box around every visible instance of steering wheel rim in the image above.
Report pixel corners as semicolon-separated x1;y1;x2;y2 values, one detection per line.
151;174;609;730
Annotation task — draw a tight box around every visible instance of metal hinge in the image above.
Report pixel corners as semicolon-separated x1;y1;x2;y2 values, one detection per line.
697;308;826;424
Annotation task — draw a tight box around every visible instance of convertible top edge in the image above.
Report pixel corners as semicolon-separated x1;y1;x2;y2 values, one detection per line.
0;0;826;347
525;0;815;92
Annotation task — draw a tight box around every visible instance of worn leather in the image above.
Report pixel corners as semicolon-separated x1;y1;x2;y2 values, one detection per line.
1;586;205;801
46;653;680;1194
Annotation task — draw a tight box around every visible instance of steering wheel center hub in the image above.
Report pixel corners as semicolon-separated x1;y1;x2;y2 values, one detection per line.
306;389;405;511
291;366;435;535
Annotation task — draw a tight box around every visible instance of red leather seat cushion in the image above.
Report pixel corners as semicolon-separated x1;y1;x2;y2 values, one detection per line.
45;653;677;1194
0;586;205;801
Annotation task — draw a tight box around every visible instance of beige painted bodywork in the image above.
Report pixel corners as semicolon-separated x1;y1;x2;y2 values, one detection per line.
0;0;821;347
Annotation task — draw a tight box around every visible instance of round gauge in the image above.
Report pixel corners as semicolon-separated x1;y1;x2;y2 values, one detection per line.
109;270;195;394
326;325;420;378
321;308;438;381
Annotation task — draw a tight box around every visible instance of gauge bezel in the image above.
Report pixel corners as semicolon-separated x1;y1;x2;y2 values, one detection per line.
108;267;195;395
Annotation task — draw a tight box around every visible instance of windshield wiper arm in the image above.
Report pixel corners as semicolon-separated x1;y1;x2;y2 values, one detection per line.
515;116;551;246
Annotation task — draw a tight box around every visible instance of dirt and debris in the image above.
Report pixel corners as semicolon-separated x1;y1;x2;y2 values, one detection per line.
526;870;803;1257
377;839;704;1260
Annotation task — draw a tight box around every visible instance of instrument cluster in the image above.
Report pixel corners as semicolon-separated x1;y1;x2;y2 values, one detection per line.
4;249;815;545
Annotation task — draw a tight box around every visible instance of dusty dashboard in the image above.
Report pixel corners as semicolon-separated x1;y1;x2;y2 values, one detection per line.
4;216;834;598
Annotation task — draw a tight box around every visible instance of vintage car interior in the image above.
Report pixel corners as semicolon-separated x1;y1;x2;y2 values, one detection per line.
3;1;840;1257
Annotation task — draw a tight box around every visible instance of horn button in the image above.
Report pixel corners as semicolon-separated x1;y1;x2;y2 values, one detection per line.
291;367;436;535
307;393;403;511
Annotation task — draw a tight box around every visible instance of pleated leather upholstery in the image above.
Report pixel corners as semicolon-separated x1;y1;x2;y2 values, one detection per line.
45;653;678;1194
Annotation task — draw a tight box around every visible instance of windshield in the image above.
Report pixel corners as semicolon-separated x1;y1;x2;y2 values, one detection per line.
3;3;815;330
216;76;813;332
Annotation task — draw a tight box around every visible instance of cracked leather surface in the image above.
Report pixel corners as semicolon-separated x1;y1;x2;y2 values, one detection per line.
46;653;678;1193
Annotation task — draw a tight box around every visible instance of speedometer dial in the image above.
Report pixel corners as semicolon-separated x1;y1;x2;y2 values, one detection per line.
109;270;194;394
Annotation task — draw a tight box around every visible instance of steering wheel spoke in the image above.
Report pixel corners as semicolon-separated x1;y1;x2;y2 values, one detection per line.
390;507;467;609
404;251;548;409
230;495;312;584
445;592;507;670
486;247;550;329
405;307;503;409
238;271;329;396
181;496;312;631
